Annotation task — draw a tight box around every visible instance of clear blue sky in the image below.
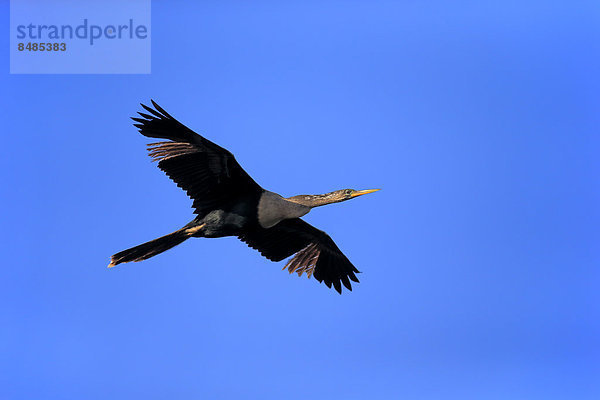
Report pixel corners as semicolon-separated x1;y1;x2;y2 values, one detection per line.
2;1;599;399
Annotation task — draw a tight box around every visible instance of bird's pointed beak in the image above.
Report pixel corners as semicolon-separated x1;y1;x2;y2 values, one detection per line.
350;188;381;198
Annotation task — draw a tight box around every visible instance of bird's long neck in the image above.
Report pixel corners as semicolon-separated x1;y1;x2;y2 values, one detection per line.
286;193;339;208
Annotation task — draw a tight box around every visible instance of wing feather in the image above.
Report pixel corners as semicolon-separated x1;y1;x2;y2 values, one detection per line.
132;101;262;216
238;219;360;293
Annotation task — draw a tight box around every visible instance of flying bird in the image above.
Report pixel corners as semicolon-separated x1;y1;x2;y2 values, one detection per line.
109;101;379;293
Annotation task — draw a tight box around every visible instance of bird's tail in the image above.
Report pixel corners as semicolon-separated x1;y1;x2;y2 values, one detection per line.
108;223;204;267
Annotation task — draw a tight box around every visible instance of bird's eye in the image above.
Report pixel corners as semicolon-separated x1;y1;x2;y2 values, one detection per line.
344;189;353;195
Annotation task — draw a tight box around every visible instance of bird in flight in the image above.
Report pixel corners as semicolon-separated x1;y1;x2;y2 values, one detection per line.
109;101;379;293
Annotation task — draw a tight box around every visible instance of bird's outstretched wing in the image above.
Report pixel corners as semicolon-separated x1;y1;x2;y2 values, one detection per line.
132;100;263;216
238;218;360;293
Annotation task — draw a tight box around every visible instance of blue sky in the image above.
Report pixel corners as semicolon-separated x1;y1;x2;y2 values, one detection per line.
2;1;599;399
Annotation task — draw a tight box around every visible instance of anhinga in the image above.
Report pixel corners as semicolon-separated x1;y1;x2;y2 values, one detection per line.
109;101;379;293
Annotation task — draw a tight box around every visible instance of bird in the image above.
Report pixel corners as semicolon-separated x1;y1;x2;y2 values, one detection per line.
109;100;379;293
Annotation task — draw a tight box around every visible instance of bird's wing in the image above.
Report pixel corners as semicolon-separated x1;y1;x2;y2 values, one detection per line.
132;101;263;216
238;218;360;293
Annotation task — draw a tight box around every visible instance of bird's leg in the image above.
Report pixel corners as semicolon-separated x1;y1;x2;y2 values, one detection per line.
184;223;205;235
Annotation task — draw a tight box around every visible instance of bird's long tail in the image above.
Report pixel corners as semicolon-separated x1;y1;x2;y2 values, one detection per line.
108;223;204;267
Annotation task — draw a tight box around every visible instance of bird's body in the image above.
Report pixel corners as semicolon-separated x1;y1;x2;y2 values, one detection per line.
109;101;379;293
193;194;259;238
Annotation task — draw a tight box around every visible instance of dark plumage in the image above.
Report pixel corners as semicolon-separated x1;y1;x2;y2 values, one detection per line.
109;100;379;293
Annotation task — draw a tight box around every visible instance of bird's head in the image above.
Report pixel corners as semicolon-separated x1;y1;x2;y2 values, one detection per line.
287;188;380;207
336;188;381;202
